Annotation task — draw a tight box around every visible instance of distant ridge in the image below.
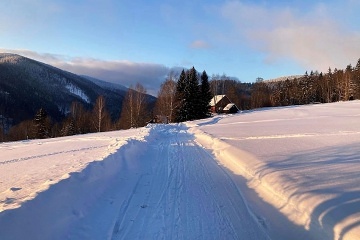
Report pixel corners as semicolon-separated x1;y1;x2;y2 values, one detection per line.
81;75;128;92
265;75;303;83
0;53;129;126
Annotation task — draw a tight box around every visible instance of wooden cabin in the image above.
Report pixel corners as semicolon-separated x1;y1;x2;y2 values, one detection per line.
209;95;239;114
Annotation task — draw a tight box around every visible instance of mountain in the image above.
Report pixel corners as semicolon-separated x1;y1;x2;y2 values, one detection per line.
81;75;128;92
0;53;155;128
264;75;303;83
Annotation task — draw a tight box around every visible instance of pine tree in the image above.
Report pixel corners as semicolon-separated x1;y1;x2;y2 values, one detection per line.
33;108;49;139
61;117;75;136
174;70;188;122
174;67;214;122
354;58;360;99
186;67;200;120
199;70;212;118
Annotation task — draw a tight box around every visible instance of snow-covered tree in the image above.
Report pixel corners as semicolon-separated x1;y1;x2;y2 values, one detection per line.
61;117;75;136
33;108;49;139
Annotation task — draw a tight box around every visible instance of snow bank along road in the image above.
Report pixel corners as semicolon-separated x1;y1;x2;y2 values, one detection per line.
191;100;360;240
0;124;269;240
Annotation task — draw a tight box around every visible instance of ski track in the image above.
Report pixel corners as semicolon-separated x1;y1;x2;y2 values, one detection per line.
219;130;360;141
0;145;108;165
109;124;269;240
0;124;269;240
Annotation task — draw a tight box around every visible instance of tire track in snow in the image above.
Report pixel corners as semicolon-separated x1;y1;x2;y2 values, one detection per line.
0;145;108;166
110;124;269;240
220;131;360;141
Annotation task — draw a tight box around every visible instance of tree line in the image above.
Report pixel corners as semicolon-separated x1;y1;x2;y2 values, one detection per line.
250;59;360;108
153;68;251;122
2;83;152;142
1;66;214;141
2;59;360;142
154;67;212;122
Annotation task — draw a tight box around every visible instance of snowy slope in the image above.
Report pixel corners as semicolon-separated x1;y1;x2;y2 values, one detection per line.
0;101;359;240
190;100;360;240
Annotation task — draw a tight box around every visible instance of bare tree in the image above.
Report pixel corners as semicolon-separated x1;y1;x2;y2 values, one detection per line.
92;96;110;132
134;83;147;126
119;85;135;129
70;101;91;134
7;119;33;141
154;73;177;122
119;83;149;129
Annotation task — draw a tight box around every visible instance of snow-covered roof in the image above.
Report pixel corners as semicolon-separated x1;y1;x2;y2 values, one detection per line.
209;95;226;106
223;103;236;111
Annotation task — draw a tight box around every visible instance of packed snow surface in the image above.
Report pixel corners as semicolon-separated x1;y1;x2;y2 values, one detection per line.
0;101;359;240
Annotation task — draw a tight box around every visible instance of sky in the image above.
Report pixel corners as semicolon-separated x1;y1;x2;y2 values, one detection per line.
1;0;360;95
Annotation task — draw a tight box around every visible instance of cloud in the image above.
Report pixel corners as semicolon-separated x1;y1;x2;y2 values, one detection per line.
220;1;360;72
0;49;170;96
190;40;211;49
55;59;169;96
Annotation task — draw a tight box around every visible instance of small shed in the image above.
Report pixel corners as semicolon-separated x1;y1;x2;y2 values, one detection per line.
209;95;239;114
223;103;239;113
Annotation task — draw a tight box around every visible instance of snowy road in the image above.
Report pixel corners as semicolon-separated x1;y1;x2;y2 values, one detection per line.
109;125;268;240
0;124;269;240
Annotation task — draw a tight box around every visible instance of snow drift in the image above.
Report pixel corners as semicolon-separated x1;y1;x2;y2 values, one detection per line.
189;100;360;240
0;100;359;240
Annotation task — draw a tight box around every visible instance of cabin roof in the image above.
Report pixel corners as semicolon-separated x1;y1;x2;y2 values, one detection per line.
223;103;236;111
209;95;226;106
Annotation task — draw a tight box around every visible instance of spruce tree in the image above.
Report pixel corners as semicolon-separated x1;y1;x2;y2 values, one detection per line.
174;67;213;122
174;70;188;122
33;108;48;139
186;67;200;120
199;70;212;118
61;117;75;136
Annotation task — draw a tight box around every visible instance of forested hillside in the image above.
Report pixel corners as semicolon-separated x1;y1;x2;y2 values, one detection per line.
250;60;360;108
0;54;155;141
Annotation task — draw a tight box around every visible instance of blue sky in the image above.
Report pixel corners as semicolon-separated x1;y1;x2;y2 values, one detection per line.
1;0;360;95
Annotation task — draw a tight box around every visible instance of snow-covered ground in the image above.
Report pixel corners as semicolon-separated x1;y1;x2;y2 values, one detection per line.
190;100;360;240
0;101;359;240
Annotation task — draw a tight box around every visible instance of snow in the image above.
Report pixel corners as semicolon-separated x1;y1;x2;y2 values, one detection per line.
0;101;359;240
223;103;236;111
0;53;24;64
209;95;226;106
189;101;360;240
265;75;303;83
65;82;90;103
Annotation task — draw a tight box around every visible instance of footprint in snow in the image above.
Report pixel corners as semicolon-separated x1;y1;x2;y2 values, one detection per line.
4;198;16;204
10;187;22;192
